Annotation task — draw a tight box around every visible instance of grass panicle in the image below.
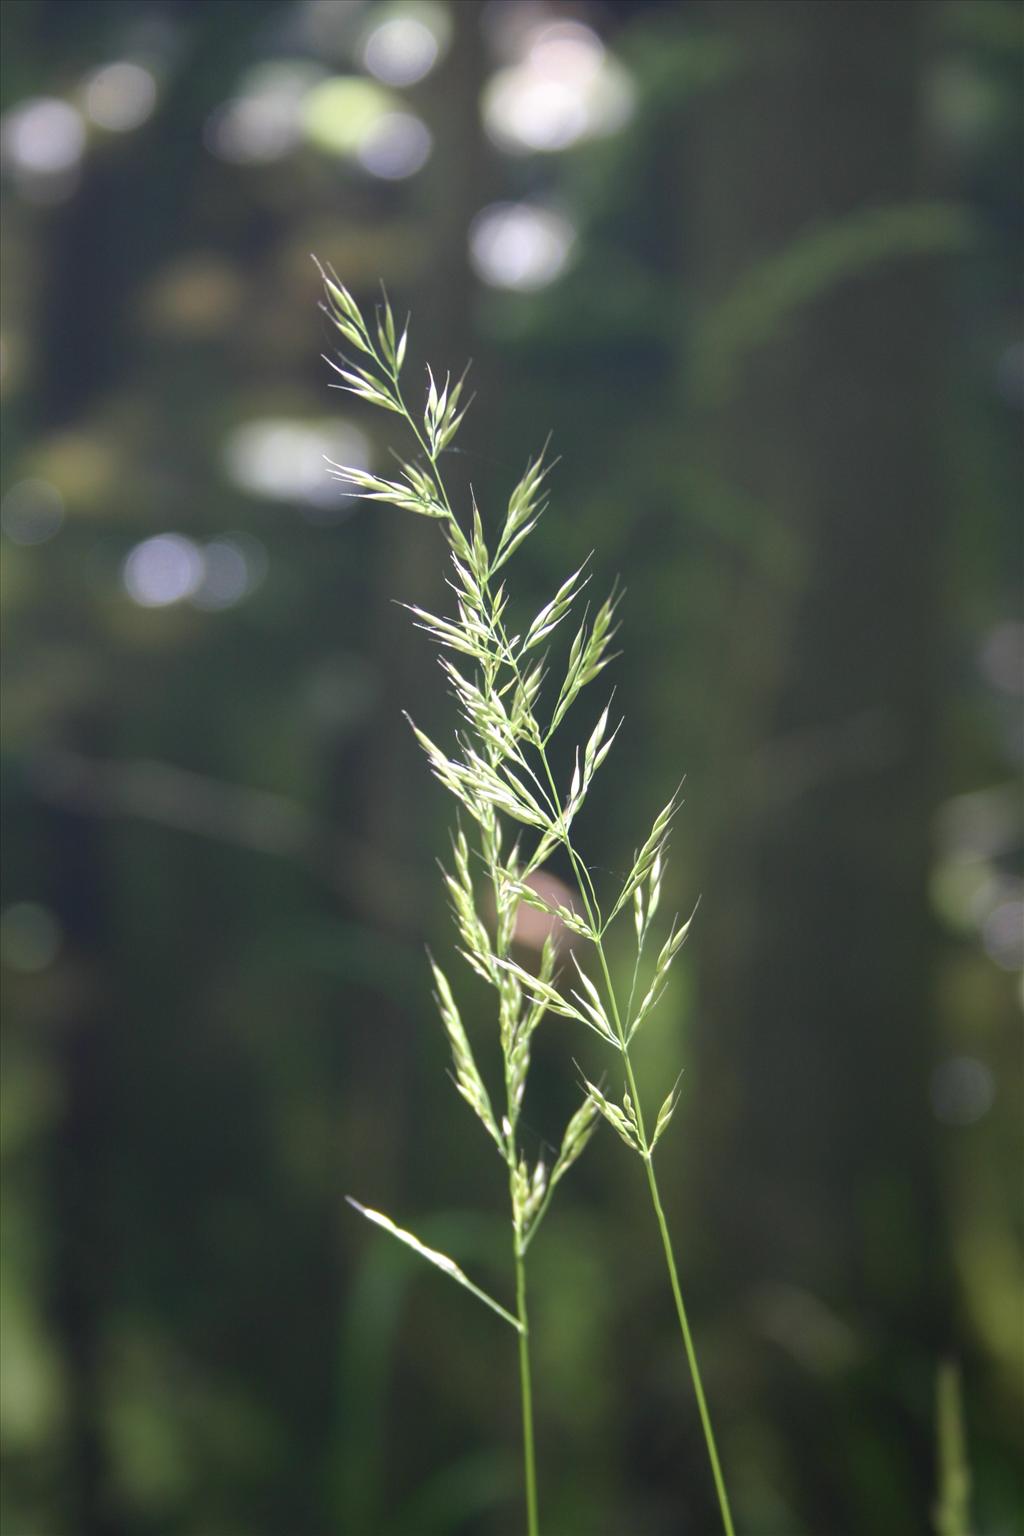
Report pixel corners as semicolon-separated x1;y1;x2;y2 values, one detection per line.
321;261;734;1536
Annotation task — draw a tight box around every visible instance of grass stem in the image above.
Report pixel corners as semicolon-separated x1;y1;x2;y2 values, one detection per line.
515;1248;540;1536
641;1137;735;1536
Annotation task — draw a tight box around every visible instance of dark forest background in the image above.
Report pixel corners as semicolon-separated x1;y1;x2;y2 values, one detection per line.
1;1;1021;1533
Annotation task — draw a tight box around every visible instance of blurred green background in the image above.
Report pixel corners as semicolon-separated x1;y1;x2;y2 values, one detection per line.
1;1;1021;1533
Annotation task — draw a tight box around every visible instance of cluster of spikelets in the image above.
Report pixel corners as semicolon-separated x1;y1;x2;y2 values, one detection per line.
318;259;695;1268
316;258;741;1536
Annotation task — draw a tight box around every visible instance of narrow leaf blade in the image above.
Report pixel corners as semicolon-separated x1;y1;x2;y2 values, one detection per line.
346;1199;522;1331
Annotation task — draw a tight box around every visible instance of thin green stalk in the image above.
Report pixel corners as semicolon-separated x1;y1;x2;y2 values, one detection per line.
934;1361;971;1536
639;1143;734;1536
514;1246;540;1536
593;936;735;1536
530;739;736;1536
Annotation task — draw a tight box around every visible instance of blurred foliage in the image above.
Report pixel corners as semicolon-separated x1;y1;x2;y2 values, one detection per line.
1;2;1022;1534
935;1362;973;1536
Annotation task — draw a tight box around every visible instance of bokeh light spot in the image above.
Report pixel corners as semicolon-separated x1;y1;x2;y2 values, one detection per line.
482;21;633;155
1;97;85;174
362;12;442;87
302;76;394;157
191;535;267;611
205;63;321;164
929;1056;995;1126
357;110;431;178
484;70;585;153
469;202;575;291
83;62;158;132
978;621;1024;697
223;418;369;512
996;340;1024;409
981;900;1024;971
528;20;606;76
207;97;297;164
1;97;85;199
1;479;64;546
0;903;62;973
122;534;204;608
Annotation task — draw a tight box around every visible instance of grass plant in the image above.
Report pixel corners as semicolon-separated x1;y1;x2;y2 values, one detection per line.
318;260;734;1536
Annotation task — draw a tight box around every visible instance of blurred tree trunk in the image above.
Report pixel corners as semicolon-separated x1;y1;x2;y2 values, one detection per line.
44;775;117;1536
351;0;491;924
333;0;490;1199
31;31;135;1527
686;1;952;1525
326;0;491;954
327;5;494;1527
